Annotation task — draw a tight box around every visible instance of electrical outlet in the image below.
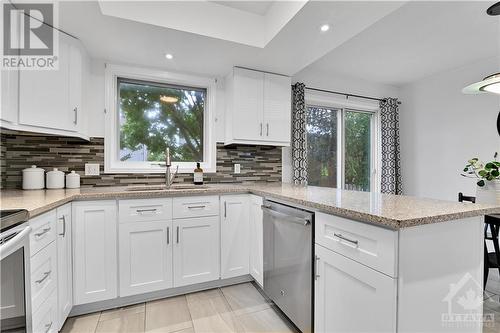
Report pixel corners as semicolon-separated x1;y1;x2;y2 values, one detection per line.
85;163;100;176
234;164;241;174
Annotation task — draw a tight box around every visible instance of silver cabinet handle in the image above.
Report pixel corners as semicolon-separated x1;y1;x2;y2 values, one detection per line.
260;123;263;136
35;270;51;284
44;321;53;333
58;216;66;237
334;233;359;246
136;208;157;214
187;205;206;209
167;226;170;245
73;107;78;125
315;256;320;280
176;226;179;244
266;123;269;136
224;201;227;218
35;227;51;238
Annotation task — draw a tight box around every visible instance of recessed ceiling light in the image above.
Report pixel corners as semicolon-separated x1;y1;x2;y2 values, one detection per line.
160;95;179;104
320;24;330;32
165;53;173;60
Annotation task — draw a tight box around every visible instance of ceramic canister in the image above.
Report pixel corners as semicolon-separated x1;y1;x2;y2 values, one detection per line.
46;168;65;189
66;170;81;189
22;165;45;190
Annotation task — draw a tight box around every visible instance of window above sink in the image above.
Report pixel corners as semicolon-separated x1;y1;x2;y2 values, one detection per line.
104;64;217;174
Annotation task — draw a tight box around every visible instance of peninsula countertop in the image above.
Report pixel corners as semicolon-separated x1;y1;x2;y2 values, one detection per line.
1;183;499;230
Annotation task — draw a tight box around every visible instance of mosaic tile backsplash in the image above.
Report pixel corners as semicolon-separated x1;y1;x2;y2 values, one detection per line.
0;133;282;189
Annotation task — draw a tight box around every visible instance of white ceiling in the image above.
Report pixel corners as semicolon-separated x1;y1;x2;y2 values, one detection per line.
300;1;500;86
211;1;275;16
59;1;404;77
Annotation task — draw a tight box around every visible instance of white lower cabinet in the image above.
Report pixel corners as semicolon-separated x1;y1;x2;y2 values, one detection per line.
56;204;72;330
220;195;250;279
249;195;263;286
32;291;58;333
119;220;173;296
314;244;397;333
72;201;117;305
173;216;220;287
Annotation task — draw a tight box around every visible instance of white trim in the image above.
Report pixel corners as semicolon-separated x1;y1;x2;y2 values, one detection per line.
305;91;381;193
104;64;217;174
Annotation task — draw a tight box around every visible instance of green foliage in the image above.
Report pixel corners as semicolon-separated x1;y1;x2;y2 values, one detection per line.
118;81;204;162
462;153;500;186
306;108;371;191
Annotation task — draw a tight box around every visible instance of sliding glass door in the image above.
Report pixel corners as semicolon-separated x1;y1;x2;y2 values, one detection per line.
306;106;377;192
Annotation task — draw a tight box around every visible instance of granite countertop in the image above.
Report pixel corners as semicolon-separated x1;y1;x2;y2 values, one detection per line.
1;183;499;230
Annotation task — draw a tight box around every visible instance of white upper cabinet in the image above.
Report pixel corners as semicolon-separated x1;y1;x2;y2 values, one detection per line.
2;18;89;139
220;195;250;279
19;32;81;132
72;201;117;305
263;73;291;143
225;67;291;146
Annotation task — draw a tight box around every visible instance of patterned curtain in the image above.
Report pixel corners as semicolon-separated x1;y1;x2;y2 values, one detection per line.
291;83;308;185
380;98;403;194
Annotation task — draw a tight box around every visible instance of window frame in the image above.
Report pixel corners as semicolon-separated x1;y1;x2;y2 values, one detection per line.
104;64;217;174
305;92;380;192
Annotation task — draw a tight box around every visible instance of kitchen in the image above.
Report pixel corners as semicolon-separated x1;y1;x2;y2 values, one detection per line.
1;1;500;333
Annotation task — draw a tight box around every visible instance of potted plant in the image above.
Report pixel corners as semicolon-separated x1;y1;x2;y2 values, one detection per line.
462;152;500;204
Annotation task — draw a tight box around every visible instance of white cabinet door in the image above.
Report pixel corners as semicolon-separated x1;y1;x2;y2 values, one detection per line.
221;195;250;279
119;221;173;296
173;216;219;287
263;73;291;143
249;195;263;287
232;68;264;141
72;201;117;305
314;244;396;333
56;204;72;330
19;31;82;132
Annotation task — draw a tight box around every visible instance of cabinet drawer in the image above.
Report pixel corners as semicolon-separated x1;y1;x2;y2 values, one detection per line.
173;196;219;219
119;198;173;223
31;241;57;312
32;290;57;333
315;212;398;277
29;211;57;257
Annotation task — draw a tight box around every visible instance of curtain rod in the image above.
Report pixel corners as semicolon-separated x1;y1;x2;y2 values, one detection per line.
303;86;401;104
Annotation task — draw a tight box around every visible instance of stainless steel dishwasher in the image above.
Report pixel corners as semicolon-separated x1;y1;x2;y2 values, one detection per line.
262;199;314;333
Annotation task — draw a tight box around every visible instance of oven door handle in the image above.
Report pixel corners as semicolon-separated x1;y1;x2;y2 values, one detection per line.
261;206;311;226
0;226;32;260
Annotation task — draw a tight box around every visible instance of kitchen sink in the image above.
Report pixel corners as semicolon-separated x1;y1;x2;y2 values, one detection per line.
125;184;209;191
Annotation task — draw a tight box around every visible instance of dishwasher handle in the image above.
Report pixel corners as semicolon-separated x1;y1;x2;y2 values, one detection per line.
261;205;311;226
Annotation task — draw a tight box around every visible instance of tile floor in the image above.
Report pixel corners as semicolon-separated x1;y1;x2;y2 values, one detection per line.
62;274;500;333
484;271;500;333
61;282;296;333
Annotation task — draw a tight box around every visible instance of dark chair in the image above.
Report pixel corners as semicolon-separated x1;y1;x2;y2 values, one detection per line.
458;192;500;288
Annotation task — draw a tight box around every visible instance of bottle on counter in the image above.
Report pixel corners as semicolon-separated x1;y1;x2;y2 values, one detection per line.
194;162;204;185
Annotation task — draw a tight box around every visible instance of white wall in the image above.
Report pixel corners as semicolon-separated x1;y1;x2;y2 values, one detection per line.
283;68;401;183
399;57;500;201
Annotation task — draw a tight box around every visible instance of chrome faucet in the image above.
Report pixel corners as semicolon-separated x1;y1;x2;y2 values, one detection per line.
165;147;178;188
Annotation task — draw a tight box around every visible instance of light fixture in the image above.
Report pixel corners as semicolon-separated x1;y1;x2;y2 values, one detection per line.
160;95;179;104
320;24;330;32
463;73;500;95
487;1;500;15
165;53;173;60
